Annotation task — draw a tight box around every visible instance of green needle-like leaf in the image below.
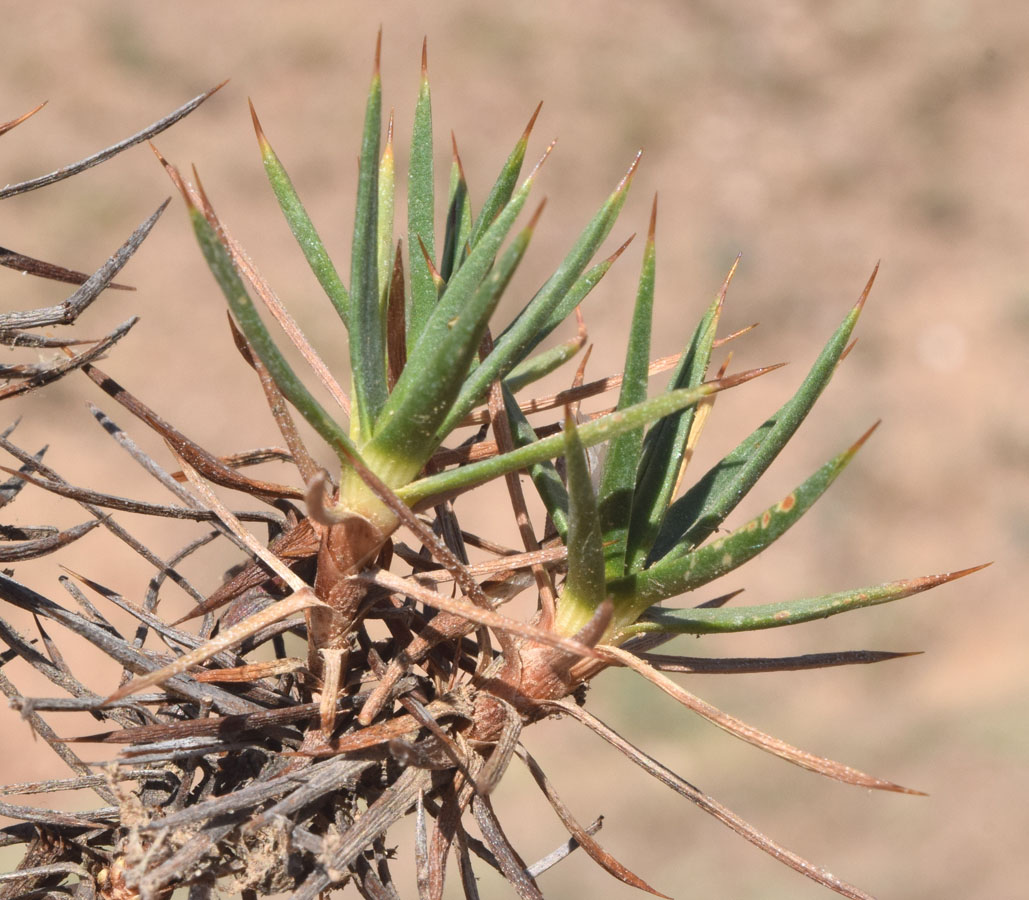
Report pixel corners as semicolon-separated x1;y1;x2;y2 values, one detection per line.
438;135;471;286
407;41;437;346
624;564;988;637
597;196;657;579
555;413;607;636
249;101;350;329
361;174;539;486
399;364;773;510
349;38;386;440
502;383;569;540
503;329;584;394
466;103;541;252
500;234;632;365
613;424;877;618
649;266;877;565
625;276;727;571
185;206;357;463
437;153;641;440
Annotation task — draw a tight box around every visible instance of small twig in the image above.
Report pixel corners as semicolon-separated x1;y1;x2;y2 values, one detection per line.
0;84;225;199
596;644;922;793
543;698;877;900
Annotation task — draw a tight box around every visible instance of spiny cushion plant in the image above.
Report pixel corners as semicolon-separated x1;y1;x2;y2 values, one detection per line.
0;37;984;900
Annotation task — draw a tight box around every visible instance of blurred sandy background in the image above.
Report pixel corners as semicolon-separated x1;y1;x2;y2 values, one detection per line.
1;2;1026;898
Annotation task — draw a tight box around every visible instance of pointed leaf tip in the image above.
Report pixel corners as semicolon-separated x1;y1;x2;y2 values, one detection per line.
526;198;547;231
696;588;746;609
936;561;993;582
450;131;466;176
386;108;395;145
0;100;47;137
716;254;742;310
716;361;786;391
421;36;428;77
189;164;216;220
878;562;990;605
374;27;382;76
713;322;758;348
415;234;443;283
855;262;879;313
607;233;636;265
847;419;881;456
647;194;658;243
522;101;544;143
642;196;658;246
150;143;193;209
247;97;268;148
617;150;644;192
528;139;557;179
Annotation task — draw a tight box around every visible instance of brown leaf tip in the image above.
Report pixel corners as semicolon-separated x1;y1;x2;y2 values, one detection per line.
189;164;215;218
839;336;859;364
895;561;992;603
421;36;428;78
573;305;588;341
855;260;880;313
416;234;442;281
647;193;658;244
716;361;787;391
617;149;644;193
522;101;544;144
716;253;742;310
149;143;193;209
936;561;993;583
528;139;557;180
712;322;758;349
606;232;636;265
247;98;270;150
0;100;47;137
450;131;466;179
207;79;231;98
847;419;881;456
526;198;548;232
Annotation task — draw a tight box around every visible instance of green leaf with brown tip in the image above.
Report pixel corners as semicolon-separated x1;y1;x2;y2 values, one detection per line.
505;233;631;362
466;103;540;252
598;199;657;579
613;425;876;618
407;51;436;346
503;333;585;394
624;565;988;637
349;51;386;440
649;269;876;566
251;102;350;329
502;383;569;539
625;291;722;571
555;413;607;636
439;139;471;286
185;206;357;463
